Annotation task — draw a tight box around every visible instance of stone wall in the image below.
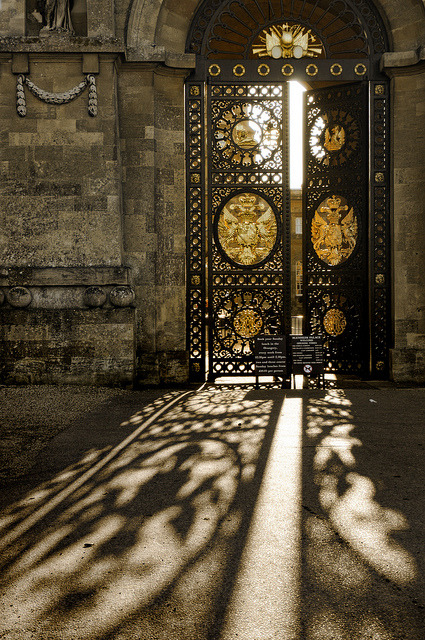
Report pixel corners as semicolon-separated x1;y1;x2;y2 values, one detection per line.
0;48;136;385
118;65;188;384
1;58;122;267
391;69;425;382
0;0;25;36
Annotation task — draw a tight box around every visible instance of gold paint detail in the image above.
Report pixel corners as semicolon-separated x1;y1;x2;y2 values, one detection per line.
257;63;270;76
192;362;201;372
330;63;343;76
213;102;281;167
323;308;347;336
306;63;318;76
376;360;385;371
375;274;385;285
209;64;221;77
311;195;358;266
233;308;263;338
354;63;367;76
191;173;201;183
281;64;294;76
323;125;345;152
190;85;200;96
232;119;262;149
252;23;324;59
309;109;359;166
233;64;246;77
192;275;201;285
375;172;385;183
217;193;277;266
375;85;384;95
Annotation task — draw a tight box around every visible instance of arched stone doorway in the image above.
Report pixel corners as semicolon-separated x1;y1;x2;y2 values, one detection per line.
185;0;391;382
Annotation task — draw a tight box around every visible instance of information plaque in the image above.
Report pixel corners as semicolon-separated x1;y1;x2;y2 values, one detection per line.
254;335;287;375
291;336;324;376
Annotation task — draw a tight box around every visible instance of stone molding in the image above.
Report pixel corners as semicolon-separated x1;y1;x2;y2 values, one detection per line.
0;267;130;287
0;268;135;309
0;285;136;309
380;47;425;76
0;35;124;53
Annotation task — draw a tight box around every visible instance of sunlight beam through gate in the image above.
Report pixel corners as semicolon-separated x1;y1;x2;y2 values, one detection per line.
219;396;303;640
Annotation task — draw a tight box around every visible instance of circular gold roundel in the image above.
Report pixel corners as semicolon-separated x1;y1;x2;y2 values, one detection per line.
232;120;262;149
217;193;278;266
311;195;358;266
233;308;263;338
323;308;347;336
309;109;360;167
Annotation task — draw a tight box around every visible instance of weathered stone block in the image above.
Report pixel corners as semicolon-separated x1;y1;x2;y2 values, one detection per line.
0;308;135;386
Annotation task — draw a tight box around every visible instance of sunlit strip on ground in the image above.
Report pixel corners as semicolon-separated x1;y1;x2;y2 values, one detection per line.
220;396;302;640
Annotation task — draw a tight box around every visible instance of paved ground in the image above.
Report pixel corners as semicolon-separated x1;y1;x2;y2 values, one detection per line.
0;382;424;640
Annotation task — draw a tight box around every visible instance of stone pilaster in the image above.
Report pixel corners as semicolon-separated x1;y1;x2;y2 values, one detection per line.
391;69;425;382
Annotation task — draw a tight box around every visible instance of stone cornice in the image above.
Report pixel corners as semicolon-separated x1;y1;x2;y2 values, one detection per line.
0;35;124;54
381;46;425;76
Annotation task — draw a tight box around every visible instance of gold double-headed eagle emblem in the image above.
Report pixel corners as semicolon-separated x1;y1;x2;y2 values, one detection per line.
311;195;358;266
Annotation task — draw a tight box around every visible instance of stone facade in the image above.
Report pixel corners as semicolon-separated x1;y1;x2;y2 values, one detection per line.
0;0;424;385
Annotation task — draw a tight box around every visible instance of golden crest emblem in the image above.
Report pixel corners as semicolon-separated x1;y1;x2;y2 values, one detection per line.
252;23;324;59
311;195;358;266
217;193;278;266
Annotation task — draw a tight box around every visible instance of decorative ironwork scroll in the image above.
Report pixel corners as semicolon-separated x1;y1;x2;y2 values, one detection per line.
16;74;98;117
207;82;290;379
304;83;368;375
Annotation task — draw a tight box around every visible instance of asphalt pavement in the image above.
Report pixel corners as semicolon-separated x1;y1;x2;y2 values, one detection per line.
0;382;424;640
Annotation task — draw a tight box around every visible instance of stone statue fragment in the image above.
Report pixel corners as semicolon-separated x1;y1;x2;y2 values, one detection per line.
42;0;74;33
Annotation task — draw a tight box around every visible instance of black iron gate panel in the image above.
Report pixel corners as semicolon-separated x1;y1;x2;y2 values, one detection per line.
304;82;369;375
207;82;290;379
369;81;391;378
186;82;206;382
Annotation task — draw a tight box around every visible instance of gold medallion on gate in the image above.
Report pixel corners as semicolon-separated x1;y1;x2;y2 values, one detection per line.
217;193;278;266
233;308;263;338
323;308;347;336
311;195;358;266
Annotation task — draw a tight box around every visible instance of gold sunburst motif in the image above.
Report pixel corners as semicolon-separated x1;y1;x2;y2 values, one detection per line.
217;193;278;266
252;23;324;59
311;195;358;266
323;308;347;336
233;309;263;338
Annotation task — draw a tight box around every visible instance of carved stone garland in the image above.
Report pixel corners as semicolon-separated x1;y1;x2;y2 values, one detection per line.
16;74;98;117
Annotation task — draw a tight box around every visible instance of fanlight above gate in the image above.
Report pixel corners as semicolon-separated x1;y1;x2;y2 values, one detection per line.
187;0;388;59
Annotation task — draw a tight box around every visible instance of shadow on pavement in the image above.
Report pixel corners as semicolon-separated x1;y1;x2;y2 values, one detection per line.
301;388;425;640
0;385;284;640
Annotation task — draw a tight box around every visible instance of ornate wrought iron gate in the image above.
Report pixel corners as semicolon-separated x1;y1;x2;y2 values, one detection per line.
304;82;369;375
303;81;391;377
186;78;290;381
185;0;391;382
207;82;290;380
